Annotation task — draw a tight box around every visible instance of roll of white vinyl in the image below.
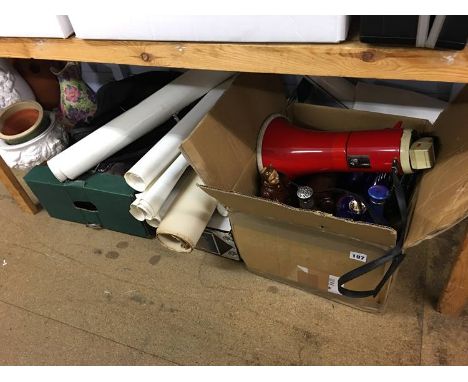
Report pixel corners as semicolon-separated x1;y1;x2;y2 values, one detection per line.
145;218;160;228
129;154;189;221
144;173;186;227
47;69;234;182
157;169;217;253
124;77;234;191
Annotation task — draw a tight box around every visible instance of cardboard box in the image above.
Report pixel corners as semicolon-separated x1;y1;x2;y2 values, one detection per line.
24;165;154;238
0;16;74;38
181;74;468;312
68;15;349;43
196;212;240;261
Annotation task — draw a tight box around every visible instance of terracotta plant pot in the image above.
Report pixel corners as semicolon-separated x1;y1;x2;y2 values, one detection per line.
0;101;49;145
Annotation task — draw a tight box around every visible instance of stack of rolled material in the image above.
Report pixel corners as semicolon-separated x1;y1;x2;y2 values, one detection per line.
156;168;217;253
124;77;234;191
129;153;189;224
124;76;235;252
47;69;234;182
144;186;182;228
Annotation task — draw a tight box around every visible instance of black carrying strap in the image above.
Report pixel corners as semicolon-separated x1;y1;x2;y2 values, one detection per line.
337;162;408;298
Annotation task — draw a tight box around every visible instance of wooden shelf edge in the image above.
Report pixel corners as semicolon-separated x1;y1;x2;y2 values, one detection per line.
0;37;467;82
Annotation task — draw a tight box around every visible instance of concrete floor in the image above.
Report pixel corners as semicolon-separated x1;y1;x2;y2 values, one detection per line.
0;183;466;366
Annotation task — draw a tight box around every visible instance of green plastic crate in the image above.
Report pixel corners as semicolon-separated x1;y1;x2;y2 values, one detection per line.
24;165;154;238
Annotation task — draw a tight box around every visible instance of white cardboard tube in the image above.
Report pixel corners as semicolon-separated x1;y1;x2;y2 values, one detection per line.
124;77;234;191
129;154;189;221
157;169;217;253
47;69;234;182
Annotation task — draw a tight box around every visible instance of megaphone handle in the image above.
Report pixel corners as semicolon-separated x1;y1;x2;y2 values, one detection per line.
337;161;408;298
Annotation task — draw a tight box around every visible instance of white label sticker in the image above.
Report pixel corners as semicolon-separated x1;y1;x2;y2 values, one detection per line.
328;275;341;295
349;251;367;263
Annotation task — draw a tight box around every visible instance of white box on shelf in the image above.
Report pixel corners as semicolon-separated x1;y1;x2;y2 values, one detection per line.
68;15;350;43
0;16;74;38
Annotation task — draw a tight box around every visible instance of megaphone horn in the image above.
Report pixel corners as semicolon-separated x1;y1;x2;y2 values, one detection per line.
256;114;435;179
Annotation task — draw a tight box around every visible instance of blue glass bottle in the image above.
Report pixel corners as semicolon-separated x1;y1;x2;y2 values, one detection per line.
338;172;370;194
367;184;390;225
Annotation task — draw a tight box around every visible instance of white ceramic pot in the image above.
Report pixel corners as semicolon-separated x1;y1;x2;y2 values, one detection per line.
0;112;69;170
0;58;35;109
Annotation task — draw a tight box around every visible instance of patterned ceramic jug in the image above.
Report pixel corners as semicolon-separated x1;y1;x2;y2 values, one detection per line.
50;61;97;128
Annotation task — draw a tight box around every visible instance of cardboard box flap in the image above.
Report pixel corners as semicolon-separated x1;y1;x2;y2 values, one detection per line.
181;73;286;190
405;86;468;248
432;86;468;162
201;185;397;248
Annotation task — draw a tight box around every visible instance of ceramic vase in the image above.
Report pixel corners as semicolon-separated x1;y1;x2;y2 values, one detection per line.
50;61;97;128
0;58;36;110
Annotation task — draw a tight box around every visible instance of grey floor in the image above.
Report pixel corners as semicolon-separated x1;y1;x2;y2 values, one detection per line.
0;183;466;365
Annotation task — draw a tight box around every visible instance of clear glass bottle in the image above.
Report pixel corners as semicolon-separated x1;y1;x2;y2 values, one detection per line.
297;186;314;210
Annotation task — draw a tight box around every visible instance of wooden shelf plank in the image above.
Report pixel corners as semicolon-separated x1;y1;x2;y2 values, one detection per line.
0;37;467;83
438;227;468;316
0;156;40;215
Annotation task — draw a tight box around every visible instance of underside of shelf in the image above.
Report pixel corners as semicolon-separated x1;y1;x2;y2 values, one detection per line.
0;37;467;83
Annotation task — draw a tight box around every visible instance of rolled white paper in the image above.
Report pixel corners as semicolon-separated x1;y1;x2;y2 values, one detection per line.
124;77;234;191
47;69;234;182
146;218;160;228
157;169;217;253
144;174;186;227
129;154;189;221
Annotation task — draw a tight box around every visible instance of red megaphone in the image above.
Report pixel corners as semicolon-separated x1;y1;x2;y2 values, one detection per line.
257;114;434;179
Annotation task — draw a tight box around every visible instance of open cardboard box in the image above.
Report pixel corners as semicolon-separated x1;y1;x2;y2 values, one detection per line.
181;74;468;312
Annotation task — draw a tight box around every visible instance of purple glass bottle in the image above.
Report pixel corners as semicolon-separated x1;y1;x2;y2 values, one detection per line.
336;195;367;221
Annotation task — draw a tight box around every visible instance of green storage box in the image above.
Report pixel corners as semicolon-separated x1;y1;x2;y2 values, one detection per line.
24;165;154;238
